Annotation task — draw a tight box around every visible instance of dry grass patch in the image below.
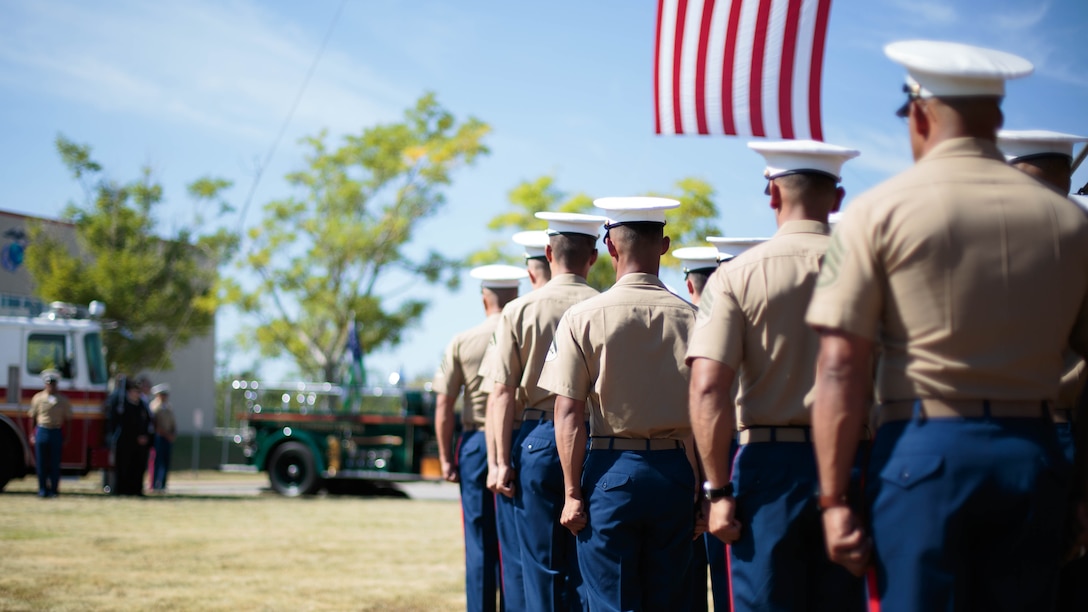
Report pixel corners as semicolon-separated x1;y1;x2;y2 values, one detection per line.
0;475;466;611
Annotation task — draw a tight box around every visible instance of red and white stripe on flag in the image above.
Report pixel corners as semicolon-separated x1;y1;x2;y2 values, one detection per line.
654;0;832;140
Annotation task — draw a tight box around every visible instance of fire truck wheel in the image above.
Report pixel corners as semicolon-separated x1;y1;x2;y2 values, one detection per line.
0;432;18;492
268;441;320;497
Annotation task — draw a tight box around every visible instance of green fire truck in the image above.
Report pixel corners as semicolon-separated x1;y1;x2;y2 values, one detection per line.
231;380;440;496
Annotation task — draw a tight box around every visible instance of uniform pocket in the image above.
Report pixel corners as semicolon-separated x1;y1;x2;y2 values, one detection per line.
878;455;943;490
595;473;632;492
523;435;555;454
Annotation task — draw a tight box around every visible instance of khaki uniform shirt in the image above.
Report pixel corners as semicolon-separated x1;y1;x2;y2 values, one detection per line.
432;314;500;428
480;274;599;417
807;137;1088;403
538;273;696;439
151;397;177;437
687;220;829;428
28;390;73;428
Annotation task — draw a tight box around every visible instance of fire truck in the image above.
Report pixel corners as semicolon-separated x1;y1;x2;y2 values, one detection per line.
231;380;441;496
0;301;111;491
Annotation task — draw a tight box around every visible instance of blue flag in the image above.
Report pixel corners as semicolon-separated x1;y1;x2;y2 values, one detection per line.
343;320;366;411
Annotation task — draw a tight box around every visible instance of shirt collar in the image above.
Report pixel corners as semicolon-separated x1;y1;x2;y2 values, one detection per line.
614;272;666;288
547;273;590;286
920;137;1006;164
774;220;829;237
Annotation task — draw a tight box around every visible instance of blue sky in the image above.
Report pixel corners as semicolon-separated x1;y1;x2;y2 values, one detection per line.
1;0;1086;383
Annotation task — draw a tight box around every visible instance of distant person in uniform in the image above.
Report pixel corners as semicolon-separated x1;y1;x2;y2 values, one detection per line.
674;245;724;612
997;129;1088;444
111;378;154;496
806;41;1088;610
28;368;73;498
688;141;865;612
433;264;526;612
997;128;1088;612
686;237;764;612
481;229;551;610
149;383;177;492
482;213;603;611
539;197;700;611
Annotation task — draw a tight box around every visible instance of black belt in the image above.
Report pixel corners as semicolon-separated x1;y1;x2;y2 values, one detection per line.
589;437;683;451
738;426;811;444
521;408;554;422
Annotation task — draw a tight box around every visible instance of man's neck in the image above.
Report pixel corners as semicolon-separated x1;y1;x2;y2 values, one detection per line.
613;257;659;280
775;204;828;228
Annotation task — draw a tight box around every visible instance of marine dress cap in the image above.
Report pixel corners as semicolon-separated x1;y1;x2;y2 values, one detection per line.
885;40;1033;100
512;230;550;260
594;197;681;228
748;140;860;181
41;369;61;383
828;211;843;229
535;212;607;238
151;383;170;396
707;237;767;260
997;130;1088;164
672;246;721;276
470;264;529;289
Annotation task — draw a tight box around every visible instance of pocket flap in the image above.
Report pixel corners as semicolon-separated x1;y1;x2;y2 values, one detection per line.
523;435;555;454
595;473;632;491
878;455;943;490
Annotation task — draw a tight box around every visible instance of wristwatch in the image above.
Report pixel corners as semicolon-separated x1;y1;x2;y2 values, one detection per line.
702;481;734;501
816;493;848;511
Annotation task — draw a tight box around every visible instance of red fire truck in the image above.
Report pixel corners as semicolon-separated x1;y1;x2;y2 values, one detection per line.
0;301;111;491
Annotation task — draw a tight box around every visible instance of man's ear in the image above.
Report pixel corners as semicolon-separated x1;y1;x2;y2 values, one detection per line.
605;236;619;258
545;243;555;263
589;249;599;266
660;235;671;256
911;100;931;139
832;186;845;213
685;278;695;298
769;180;783;211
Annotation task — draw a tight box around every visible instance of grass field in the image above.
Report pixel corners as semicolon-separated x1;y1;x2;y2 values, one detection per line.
0;472;467;611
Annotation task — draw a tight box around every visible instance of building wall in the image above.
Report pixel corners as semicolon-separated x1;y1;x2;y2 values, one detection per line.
0;208;216;434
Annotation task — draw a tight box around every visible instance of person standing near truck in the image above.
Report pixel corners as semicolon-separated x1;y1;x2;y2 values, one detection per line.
149;383;177;492
27;368;73;498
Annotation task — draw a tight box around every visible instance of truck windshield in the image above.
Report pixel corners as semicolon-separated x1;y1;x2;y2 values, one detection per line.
84;332;108;384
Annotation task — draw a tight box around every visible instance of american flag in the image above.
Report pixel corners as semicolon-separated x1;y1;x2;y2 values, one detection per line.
654;0;833;140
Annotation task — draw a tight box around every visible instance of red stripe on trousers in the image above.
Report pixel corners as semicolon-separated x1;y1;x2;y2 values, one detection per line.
693;0;716;134
807;0;832;141
776;0;804;139
671;0;690;133
719;0;744;135
866;567;881;612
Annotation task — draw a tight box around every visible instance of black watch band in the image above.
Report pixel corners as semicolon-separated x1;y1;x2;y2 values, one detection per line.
702;481;734;501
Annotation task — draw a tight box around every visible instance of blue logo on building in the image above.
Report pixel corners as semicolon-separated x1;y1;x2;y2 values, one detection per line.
2;228;28;273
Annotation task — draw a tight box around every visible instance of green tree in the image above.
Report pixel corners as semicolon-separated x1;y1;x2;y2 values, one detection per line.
474;175;723;290
229;93;490;383
24;135;239;375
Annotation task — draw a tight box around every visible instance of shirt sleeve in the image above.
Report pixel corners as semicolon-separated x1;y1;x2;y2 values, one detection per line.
479;308;521;388
805;203;884;340
686;269;745;368
537;312;591;401
431;338;464;397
